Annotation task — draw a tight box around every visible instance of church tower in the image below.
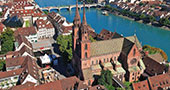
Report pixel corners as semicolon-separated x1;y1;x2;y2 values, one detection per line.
80;2;91;60
73;0;81;52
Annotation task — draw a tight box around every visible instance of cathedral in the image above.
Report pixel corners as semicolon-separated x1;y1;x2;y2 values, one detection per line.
72;1;146;85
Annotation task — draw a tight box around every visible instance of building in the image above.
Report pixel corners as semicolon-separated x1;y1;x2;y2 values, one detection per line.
72;2;145;85
0;68;23;89
35;19;55;39
142;56;166;77
132;80;150;90
18;76;89;90
14;27;38;43
132;73;170;90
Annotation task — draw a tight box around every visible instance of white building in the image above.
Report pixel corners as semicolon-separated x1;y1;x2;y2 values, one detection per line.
35;19;55;39
40;54;51;65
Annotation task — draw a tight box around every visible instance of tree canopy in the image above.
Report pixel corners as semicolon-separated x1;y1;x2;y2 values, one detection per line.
0;60;5;71
159;18;170;26
98;69;114;90
56;35;72;63
143;45;168;61
0;27;14;54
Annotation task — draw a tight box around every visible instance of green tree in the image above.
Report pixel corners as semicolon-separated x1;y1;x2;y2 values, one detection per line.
89;35;96;42
159;18;170;26
147;16;156;23
0;12;2;16
139;14;146;20
0;27;14;54
0;60;5;71
98;69;114;90
56;35;72;63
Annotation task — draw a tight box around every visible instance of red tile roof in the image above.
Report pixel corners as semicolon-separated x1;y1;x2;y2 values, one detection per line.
0;68;23;79
132;80;150;90
21;76;88;90
6;56;27;68
35;19;54;30
148;73;170;90
10;82;35;90
15;35;33;49
14;27;37;37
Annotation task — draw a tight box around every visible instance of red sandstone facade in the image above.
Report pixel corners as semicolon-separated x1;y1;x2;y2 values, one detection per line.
72;1;145;85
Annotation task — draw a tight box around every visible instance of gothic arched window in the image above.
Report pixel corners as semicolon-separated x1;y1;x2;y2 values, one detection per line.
133;49;136;56
85;44;87;50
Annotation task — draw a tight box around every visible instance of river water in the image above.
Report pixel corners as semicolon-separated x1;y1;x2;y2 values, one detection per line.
35;0;170;61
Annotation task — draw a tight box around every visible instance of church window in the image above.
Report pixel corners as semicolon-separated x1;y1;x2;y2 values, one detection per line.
96;60;98;64
92;61;94;65
88;80;91;85
133;49;136;56
114;57;116;61
85;44;88;50
85;52;87;58
107;58;109;62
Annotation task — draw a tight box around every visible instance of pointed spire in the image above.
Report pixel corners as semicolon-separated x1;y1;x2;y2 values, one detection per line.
82;1;87;25
73;0;81;26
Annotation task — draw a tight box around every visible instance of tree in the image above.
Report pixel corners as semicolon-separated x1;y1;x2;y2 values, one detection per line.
0;60;5;71
0;27;14;54
159;18;170;26
56;35;72;63
89;35;96;42
147;16;156;23
139;14;146;20
98;69;114;90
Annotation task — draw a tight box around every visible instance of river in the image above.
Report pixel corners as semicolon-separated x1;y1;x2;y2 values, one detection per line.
35;0;170;61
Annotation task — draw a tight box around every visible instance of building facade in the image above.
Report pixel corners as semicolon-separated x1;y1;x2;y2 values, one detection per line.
72;1;145;85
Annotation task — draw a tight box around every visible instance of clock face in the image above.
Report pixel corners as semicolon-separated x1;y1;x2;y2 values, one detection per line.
130;58;137;64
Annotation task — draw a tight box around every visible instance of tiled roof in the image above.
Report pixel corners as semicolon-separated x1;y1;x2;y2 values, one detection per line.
132;80;150;90
82;68;93;80
0;68;23;79
148;53;164;63
125;35;142;49
98;29;123;40
35;19;54;30
6;56;27;68
143;56;166;76
90;38;124;57
14;27;37;37
20;57;39;83
15;35;33;49
148;73;170;90
9;82;35;90
21;76;88;90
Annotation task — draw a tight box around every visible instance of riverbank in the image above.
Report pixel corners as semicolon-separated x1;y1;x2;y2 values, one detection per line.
98;7;170;31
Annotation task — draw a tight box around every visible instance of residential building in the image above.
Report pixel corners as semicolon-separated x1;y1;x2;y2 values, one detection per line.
132;73;170;90
35;19;55;39
142;56;166;77
19;76;89;90
14;27;38;43
0;68;23;89
132;80;150;90
72;2;145;85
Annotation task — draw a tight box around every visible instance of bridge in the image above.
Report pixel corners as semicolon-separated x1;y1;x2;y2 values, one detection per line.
40;4;101;12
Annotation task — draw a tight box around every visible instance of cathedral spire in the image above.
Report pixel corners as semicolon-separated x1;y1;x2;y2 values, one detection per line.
73;0;81;27
82;1;87;25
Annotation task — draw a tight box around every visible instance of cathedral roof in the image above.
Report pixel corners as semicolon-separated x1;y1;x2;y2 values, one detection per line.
90;36;141;57
90;38;124;57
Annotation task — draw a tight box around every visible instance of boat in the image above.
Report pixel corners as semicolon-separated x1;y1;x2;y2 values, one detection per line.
102;10;108;16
